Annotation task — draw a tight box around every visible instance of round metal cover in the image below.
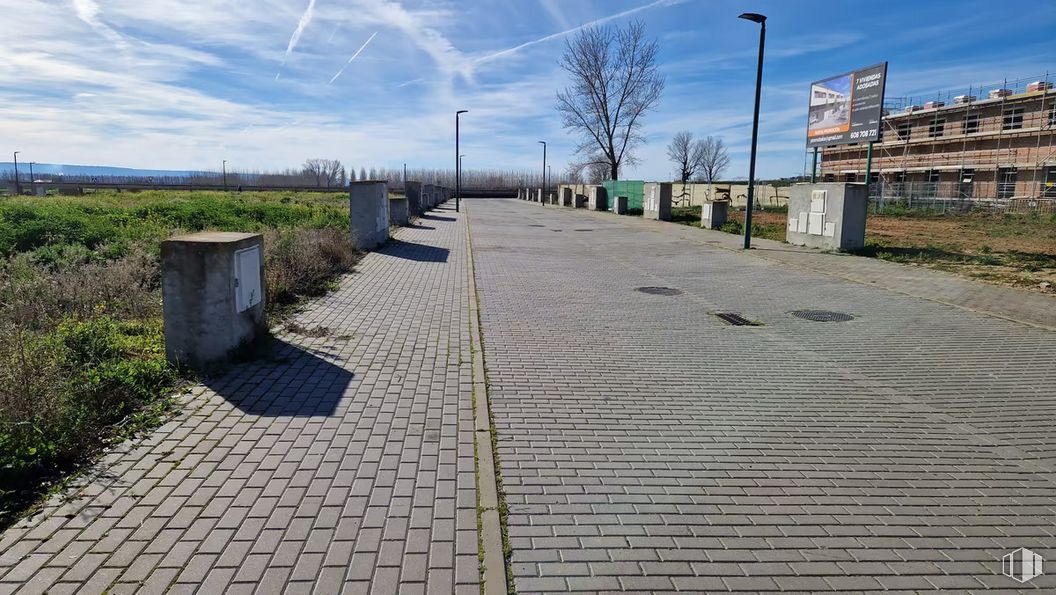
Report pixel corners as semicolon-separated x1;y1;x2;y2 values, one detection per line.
792;310;854;322
636;286;683;296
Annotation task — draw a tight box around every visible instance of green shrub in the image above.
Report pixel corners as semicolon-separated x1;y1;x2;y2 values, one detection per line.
0;318;176;488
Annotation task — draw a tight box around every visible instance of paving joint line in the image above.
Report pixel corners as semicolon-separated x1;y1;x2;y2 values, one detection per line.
518;200;1056;482
463;202;510;595
553;202;1056;332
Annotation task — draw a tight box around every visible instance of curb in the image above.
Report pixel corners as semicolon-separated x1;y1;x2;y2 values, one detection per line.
463;203;510;595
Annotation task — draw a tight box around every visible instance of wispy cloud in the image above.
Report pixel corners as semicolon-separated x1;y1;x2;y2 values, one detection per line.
276;0;318;79
328;31;378;85
71;0;127;48
474;0;683;65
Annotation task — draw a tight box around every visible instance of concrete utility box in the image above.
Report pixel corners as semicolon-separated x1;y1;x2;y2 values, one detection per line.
350;181;390;250
422;184;435;208
700;200;729;230
613;196;629;215
405;181;424;214
559;187;572;207
573;194;587;208
389;197;410;226
643;183;673;220
588;186;607;211
161;232;266;369
786;182;867;251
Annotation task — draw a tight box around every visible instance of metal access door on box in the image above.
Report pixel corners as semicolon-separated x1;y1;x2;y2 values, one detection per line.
234;246;262;313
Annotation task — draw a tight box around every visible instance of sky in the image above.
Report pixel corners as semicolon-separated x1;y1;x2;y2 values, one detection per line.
1;0;1055;180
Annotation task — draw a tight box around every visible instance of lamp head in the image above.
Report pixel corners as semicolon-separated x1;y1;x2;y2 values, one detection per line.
456;109;468;115
538;140;546;145
738;12;766;23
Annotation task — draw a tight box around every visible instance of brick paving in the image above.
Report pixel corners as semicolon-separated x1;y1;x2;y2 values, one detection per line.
469;198;1056;593
0;203;478;594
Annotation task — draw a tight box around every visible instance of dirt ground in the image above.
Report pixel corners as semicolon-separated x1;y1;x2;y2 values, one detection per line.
726;209;1056;294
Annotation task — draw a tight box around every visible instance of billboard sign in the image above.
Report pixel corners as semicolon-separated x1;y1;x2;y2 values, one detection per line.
806;62;887;148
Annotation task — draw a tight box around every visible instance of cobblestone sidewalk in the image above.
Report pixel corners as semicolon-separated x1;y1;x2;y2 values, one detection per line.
470;198;1056;593
0;204;479;594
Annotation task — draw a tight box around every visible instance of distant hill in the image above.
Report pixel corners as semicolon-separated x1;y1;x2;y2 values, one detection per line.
0;162;201;178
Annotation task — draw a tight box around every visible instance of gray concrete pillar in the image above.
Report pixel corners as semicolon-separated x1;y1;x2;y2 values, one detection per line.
559;187;572;207
350;181;390;250
786;182;867;251
389;197;410;226
161;232;266;369
406;181;424;215
643;182;673;220
588;186;608;211
700;200;729;229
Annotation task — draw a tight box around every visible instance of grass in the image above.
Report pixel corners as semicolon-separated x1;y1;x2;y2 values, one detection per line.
668;201;1055;291
0;189;358;529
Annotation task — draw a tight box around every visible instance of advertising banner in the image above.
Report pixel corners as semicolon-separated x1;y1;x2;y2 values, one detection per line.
806;62;888;148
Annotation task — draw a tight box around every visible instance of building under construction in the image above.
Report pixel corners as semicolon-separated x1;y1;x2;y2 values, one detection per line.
818;73;1056;210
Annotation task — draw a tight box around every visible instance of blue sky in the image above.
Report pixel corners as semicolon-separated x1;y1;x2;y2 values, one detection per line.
2;0;1055;180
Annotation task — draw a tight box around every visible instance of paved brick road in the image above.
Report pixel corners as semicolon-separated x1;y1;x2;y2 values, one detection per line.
0;204;478;594
468;198;1056;593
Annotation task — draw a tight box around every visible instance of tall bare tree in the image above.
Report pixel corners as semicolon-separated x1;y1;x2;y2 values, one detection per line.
556;20;664;181
302;158;345;188
695;136;730;185
667;131;706;183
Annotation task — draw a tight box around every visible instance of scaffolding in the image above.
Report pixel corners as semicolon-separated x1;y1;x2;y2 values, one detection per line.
810;71;1056;212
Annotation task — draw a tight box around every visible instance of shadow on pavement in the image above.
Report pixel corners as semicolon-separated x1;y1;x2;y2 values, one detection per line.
203;339;353;417
383;239;450;262
421;214;456;222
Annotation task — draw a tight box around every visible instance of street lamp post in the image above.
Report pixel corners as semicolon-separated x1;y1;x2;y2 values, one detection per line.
548;165;552;192
222;160;228;191
739;12;766;250
538;140;546;197
455;110;468;212
29;162;34;196
459;154;465;193
12;151;20;195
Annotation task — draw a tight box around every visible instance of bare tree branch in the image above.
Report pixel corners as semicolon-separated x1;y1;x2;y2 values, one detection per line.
695;136;730;185
556;20;664;181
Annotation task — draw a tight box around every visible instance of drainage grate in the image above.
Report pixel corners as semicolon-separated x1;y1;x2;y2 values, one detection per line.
573;228;594;232
792;310;855;322
635;286;683;296
714;312;762;326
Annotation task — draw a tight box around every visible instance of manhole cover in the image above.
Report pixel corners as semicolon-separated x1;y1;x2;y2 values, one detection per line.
573;228;594;232
527;224;545;227
791;310;854;322
635;286;683;296
714;312;762;326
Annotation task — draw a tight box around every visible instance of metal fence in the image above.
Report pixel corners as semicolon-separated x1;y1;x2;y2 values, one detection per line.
870;182;1056;214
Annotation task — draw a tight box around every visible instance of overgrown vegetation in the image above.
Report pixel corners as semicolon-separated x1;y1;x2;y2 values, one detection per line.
0;190;358;528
